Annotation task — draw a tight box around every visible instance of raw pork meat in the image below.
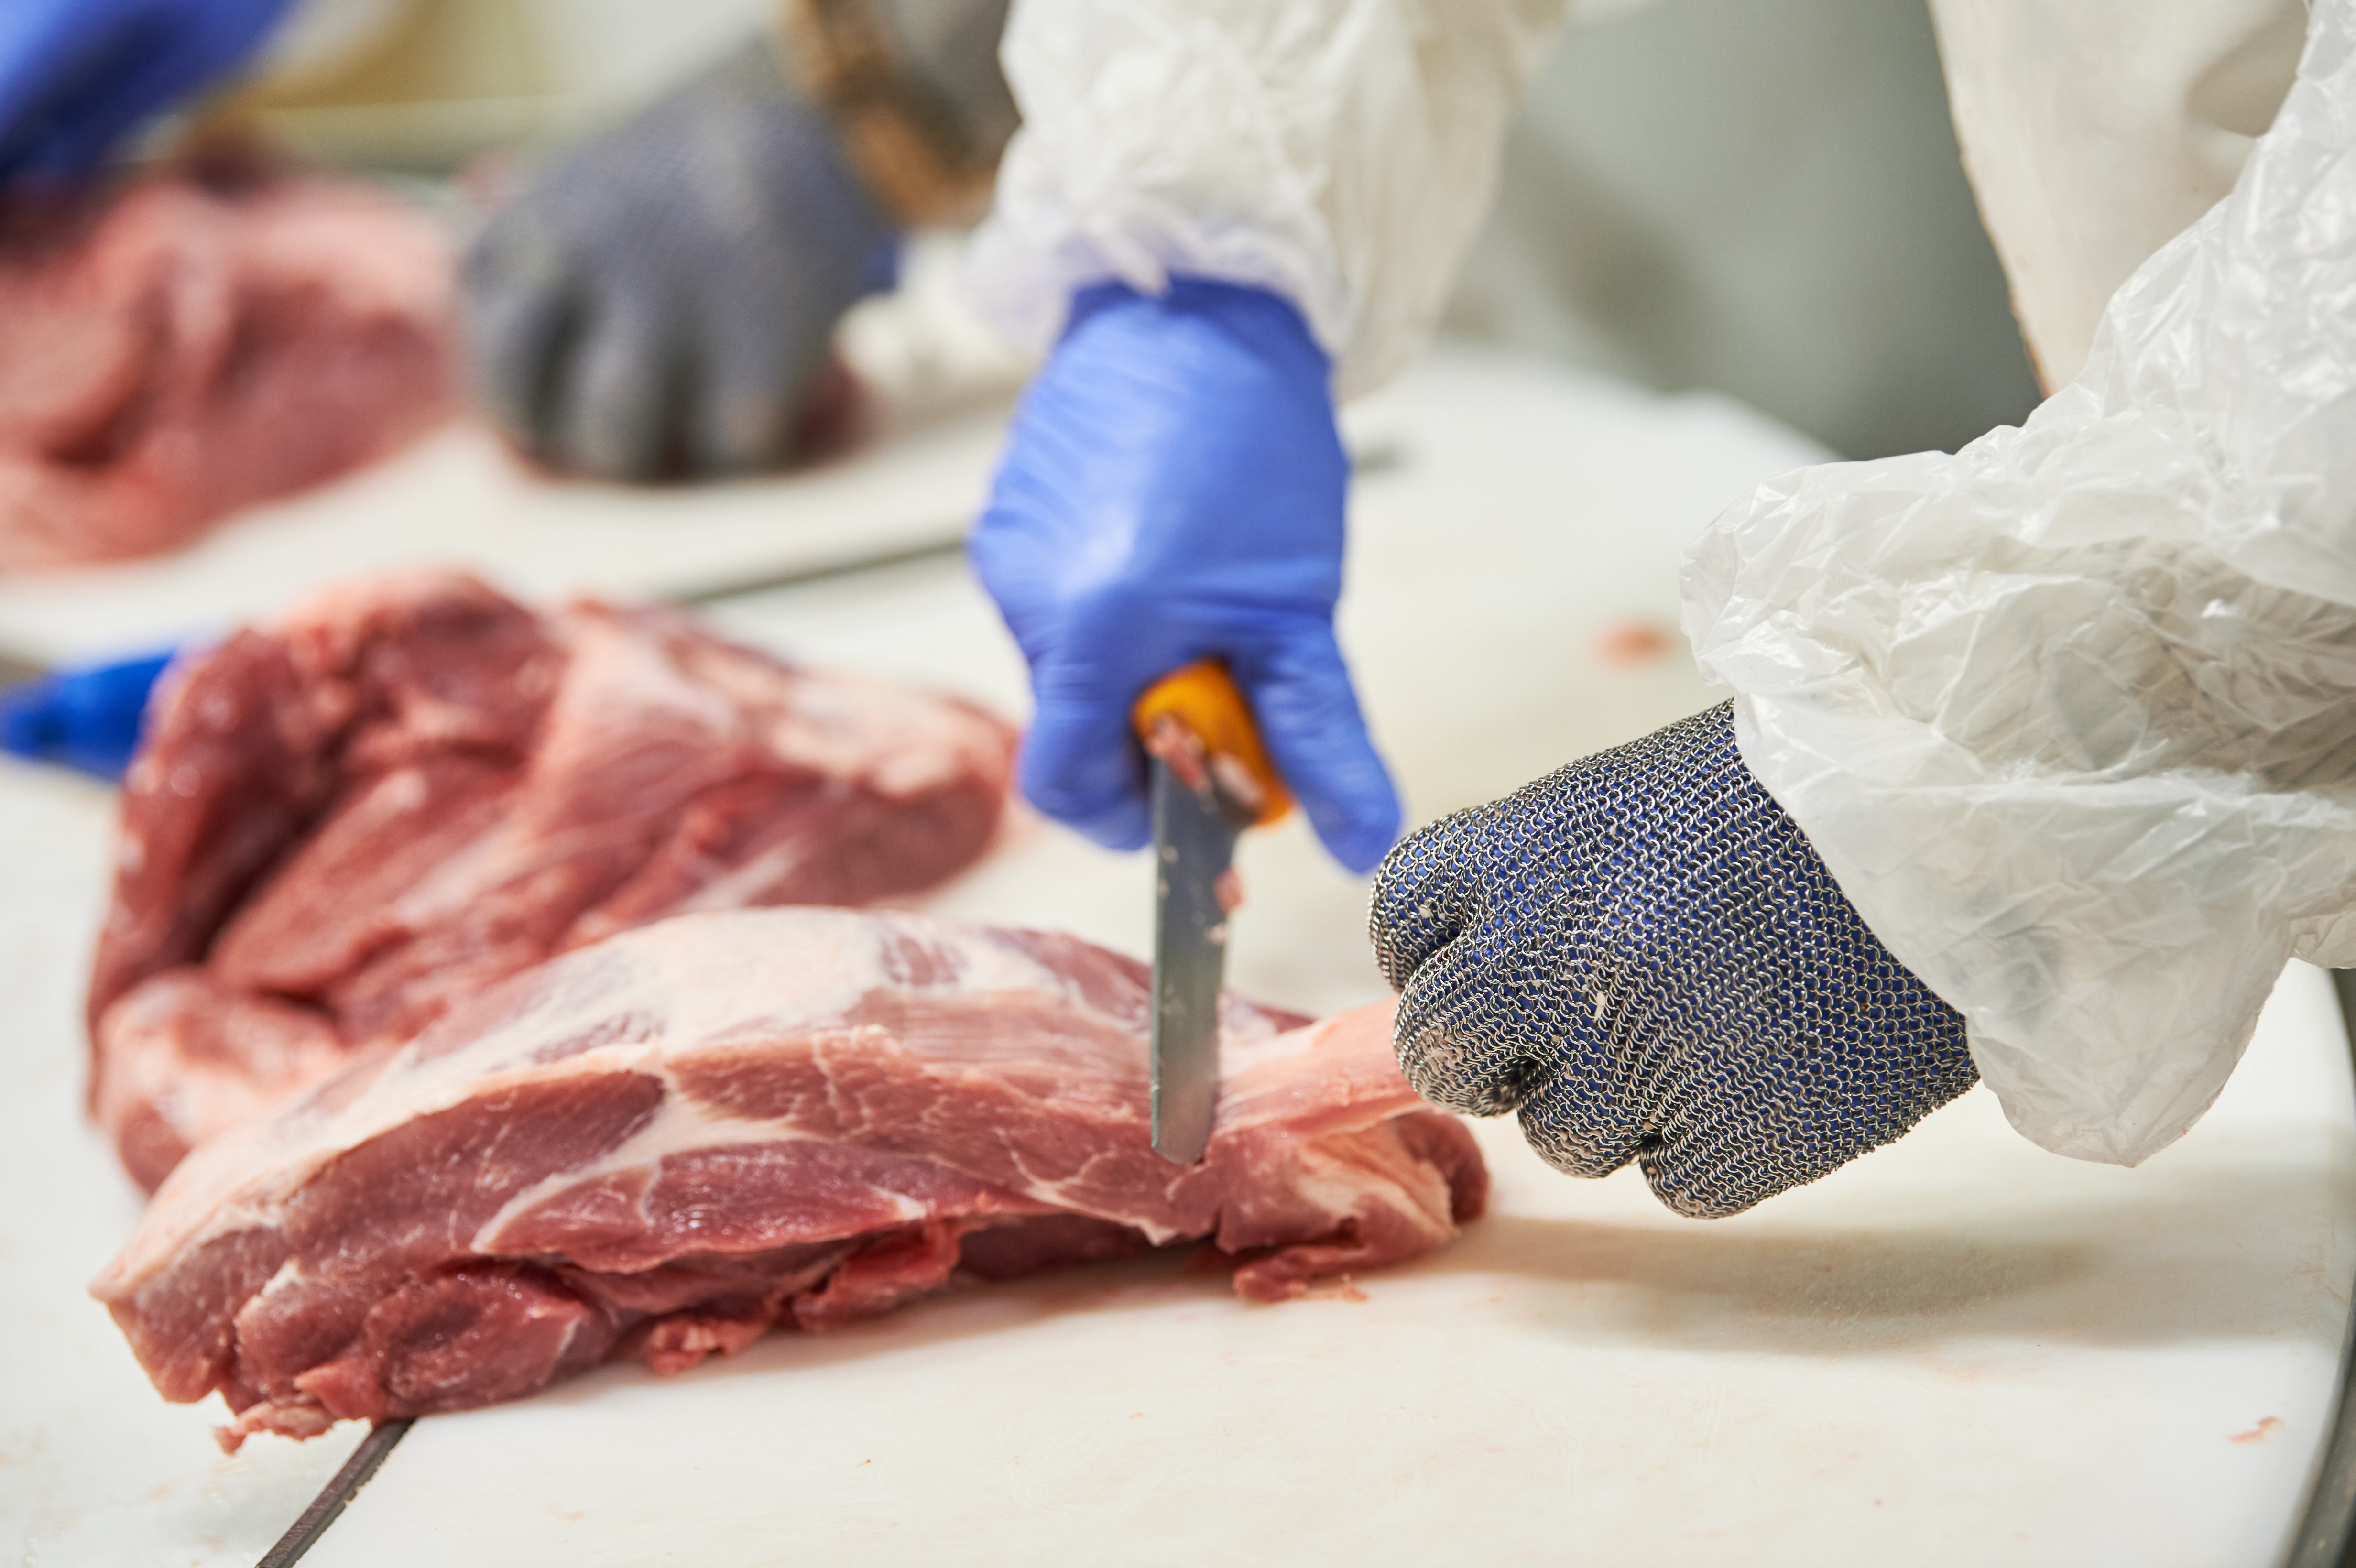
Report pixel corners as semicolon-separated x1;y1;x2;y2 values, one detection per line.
94;908;1485;1448
0;169;454;570
90;573;1014;1190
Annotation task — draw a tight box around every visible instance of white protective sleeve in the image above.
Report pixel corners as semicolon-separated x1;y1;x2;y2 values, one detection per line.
1929;0;2307;392
963;0;1570;398
1684;0;2356;1167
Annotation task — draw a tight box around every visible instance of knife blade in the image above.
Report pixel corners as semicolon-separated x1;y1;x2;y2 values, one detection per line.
1145;746;1244;1163
1132;662;1291;1164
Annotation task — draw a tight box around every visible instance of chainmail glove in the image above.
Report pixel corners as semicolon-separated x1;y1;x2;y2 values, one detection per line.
1369;702;1977;1218
461;40;895;480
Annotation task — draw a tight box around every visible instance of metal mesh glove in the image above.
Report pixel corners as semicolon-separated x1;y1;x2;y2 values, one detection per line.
461;39;895;481
1369;701;1977;1218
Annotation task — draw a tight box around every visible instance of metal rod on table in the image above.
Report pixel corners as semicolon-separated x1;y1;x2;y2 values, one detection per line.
670;534;969;607
665;432;1408;608
254;1418;414;1568
2285;971;2356;1568
0;525;984;692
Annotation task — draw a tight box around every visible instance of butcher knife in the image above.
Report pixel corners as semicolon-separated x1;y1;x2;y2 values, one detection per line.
1131;662;1291;1164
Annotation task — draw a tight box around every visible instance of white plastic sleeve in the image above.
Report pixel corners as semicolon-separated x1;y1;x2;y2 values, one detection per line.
1928;0;2306;391
1685;0;2356;1167
963;0;1568;398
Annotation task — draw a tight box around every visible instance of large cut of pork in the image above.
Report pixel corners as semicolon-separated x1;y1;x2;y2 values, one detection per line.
0;170;452;570
89;573;1014;1190
93;908;1486;1449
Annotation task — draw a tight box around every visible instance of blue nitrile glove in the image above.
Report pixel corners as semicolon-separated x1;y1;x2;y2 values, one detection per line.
0;649;172;778
462;40;898;481
1369;702;1979;1218
0;0;290;187
970;279;1400;873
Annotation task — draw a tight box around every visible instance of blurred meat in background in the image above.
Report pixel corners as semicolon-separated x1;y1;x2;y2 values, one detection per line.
0;157;452;571
86;570;1016;1191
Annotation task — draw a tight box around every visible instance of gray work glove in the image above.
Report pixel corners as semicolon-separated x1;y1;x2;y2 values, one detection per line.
1368;701;1978;1218
460;40;895;480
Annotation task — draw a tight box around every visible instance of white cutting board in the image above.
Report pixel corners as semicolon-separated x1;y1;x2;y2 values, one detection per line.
0;410;1013;669
2;345;2349;1567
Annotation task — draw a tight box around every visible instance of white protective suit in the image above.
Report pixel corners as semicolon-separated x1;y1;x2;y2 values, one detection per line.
968;0;2347;1167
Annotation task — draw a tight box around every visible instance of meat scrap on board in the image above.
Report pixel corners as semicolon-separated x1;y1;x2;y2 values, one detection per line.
0;169;452;570
93;908;1488;1450
88;573;1016;1190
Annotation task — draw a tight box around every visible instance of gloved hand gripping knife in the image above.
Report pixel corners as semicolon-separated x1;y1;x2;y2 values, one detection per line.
462;0;1015;480
963;1;1567;871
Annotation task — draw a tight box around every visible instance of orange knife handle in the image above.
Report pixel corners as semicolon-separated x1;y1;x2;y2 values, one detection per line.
1131;660;1293;828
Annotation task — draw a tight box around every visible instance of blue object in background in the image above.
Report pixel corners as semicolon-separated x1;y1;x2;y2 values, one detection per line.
0;650;173;779
0;0;290;186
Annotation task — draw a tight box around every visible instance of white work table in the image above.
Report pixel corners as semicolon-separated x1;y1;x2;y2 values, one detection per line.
1;345;2349;1567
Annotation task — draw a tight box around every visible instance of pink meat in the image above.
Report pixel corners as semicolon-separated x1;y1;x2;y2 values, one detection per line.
0;170;453;570
89;573;1014;1190
91;908;1486;1450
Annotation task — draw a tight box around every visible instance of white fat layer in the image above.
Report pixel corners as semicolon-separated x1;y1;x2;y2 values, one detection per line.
1288;1137;1451;1247
602;607;999;795
468;1073;909;1253
103;911;1418;1292
566;613;742;739
251;1256;308;1303
659;837;815;917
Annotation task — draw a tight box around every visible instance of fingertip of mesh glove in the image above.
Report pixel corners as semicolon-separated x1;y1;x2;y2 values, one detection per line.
458;230;577;457
1379;701;1981;1217
1369;805;1555;1118
1369;806;1491;993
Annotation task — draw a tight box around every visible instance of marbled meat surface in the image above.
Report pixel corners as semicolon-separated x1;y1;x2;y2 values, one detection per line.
93;908;1487;1448
89;573;1014;1190
0;171;452;570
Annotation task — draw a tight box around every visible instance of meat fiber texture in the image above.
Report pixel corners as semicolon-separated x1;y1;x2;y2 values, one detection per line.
91;908;1487;1449
0;169;452;571
88;572;1015;1192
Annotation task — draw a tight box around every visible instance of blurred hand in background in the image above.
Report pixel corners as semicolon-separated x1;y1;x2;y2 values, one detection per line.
461;2;1015;481
460;41;895;482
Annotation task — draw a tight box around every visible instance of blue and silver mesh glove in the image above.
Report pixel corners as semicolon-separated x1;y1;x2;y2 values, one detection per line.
1369;701;1978;1218
0;0;289;187
461;40;897;481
